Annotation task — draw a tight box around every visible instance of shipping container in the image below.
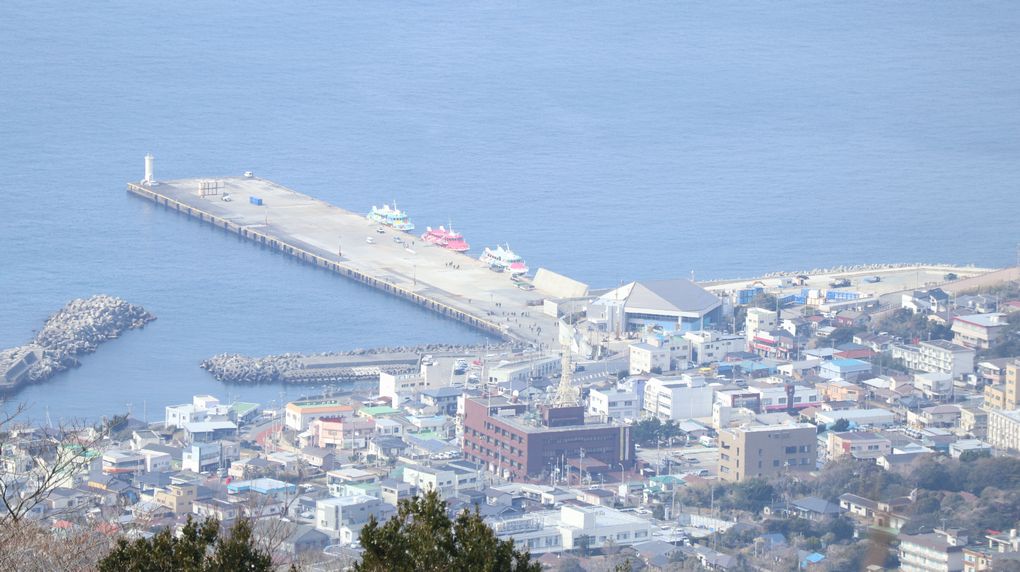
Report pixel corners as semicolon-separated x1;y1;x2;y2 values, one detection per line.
249;196;263;206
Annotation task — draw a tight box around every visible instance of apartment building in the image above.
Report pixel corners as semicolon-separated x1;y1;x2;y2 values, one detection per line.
643;375;715;420
983;360;1020;411
717;423;817;482
745;307;778;351
952;313;1007;350
899;529;966;572
684;331;745;365
987;409;1020;452
285;399;357;431
826;431;892;461
891;340;975;380
587;385;641;422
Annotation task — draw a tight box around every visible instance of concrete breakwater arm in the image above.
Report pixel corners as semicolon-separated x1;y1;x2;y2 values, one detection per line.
201;342;521;385
0;295;156;390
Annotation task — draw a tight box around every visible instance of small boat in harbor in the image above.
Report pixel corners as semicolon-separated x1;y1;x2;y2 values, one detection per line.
367;202;414;231
479;244;528;276
421;224;470;252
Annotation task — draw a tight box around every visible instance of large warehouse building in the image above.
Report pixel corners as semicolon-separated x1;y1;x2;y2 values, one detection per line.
589;279;723;333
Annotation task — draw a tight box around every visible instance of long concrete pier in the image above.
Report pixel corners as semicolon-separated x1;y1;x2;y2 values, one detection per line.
127;177;559;348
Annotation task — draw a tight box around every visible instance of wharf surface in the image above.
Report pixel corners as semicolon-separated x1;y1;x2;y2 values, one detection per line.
127;177;559;348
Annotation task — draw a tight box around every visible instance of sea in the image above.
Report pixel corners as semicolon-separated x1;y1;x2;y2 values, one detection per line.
1;1;1018;422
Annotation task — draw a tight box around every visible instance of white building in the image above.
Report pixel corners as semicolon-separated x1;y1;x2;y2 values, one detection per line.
749;382;820;413
165;394;231;429
402;463;482;498
492;504;654;556
891;340;976;379
629;343;670;375
987;408;1020;453
182;441;240;474
745;308;778;350
316;494;390;542
139;449;172;473
379;371;427;405
587;385;641;422
816;409;897;428
914;372;955;400
588;279;723;333
557;505;654;552
952;313;1007;350
643;375;715;420
683;331;745;365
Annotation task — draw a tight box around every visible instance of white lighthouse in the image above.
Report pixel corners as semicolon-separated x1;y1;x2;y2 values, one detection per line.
143;153;155;185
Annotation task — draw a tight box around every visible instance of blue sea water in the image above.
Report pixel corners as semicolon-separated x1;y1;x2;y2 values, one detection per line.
1;1;1018;421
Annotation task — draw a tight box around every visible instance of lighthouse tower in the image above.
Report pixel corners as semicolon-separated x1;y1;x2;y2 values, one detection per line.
143;153;155;185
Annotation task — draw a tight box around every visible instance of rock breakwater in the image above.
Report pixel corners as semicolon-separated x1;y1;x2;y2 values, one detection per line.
0;295;155;390
202;342;521;385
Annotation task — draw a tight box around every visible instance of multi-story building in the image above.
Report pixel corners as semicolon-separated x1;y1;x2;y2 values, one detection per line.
749;382;820;413
963;529;1020;572
154;483;200;514
684;330;745;365
899;529;966;572
184;421;238;443
749;329;800;360
285;399;356;432
717;423;817;482
101;450;146;474
817;379;866;403
959;408;988;439
892;341;976;380
987;408;1020;452
826;431;892;461
629;343;670;375
421;387;462;416
587;385;641;422
182;441;240;474
378;371;427;405
643;375;714;420
402;462;483;498
461;396;633;481
983;360;1020;411
310;416;376;449
165;395;232;429
493;504;654;556
193;498;239;524
914;373;956;400
315;494;389;539
139;449;172;473
952;313;1008;350
745;308;778;351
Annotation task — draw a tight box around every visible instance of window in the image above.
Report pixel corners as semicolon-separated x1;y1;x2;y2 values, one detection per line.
785;446;797;454
772;460;780;467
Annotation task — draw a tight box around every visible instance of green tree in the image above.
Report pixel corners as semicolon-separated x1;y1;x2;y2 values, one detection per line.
99;517;271;572
355;488;540;572
831;418;851;432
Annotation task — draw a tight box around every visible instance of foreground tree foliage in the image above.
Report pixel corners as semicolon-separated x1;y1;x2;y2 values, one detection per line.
356;488;541;572
98;516;272;572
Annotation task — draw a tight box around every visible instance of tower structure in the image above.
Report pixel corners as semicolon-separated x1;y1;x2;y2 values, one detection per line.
143;153;155;185
554;344;579;406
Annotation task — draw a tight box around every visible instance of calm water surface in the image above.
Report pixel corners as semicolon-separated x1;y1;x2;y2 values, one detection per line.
1;2;1018;420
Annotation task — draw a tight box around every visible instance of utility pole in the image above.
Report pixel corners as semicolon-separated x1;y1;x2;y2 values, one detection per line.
579;447;585;486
